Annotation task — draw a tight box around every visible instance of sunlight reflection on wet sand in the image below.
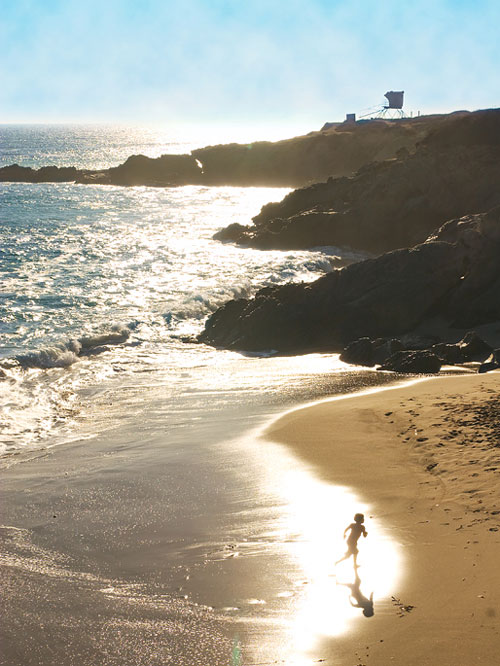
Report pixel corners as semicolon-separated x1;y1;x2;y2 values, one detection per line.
244;429;402;665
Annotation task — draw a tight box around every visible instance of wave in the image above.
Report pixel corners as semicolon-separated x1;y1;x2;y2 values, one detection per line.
14;325;131;370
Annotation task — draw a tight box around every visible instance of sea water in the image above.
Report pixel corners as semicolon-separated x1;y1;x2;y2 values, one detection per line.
0;125;401;665
0;124;379;454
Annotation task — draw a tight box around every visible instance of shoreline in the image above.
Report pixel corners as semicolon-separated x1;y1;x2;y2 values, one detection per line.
264;371;500;665
1;369;498;664
0;363;406;666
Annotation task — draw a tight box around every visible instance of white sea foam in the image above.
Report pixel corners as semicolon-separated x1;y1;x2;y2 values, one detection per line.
14;325;132;369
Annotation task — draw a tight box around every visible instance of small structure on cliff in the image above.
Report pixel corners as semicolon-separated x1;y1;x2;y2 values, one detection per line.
357;90;407;120
379;90;405;118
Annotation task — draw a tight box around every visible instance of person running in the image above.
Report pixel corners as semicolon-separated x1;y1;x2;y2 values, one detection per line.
335;513;368;568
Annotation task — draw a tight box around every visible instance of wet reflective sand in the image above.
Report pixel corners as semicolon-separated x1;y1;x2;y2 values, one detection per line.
1;363;405;665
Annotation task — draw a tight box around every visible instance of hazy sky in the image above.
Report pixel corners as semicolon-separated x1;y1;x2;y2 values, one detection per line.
2;0;499;131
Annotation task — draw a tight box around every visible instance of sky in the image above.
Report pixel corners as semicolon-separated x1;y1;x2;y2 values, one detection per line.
1;0;499;133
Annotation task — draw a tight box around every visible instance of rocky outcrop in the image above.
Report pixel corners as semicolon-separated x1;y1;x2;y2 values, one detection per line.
0;164;82;183
339;337;403;367
215;109;500;255
189;116;431;186
339;332;494;373
0;111;481;189
76;154;204;186
199;207;500;356
479;349;500;374
379;350;443;374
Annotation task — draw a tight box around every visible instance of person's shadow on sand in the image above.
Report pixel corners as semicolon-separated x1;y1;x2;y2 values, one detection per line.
337;571;374;617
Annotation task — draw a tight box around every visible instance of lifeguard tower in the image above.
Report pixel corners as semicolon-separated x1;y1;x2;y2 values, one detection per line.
356;90;407;120
378;91;405;118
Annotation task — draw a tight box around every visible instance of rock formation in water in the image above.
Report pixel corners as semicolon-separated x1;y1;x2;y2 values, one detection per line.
0;164;83;183
199;206;500;361
215;109;500;255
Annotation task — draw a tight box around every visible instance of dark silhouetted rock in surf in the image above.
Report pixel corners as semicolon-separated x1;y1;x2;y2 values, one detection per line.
213;223;249;243
340;337;404;367
378;350;442;374
372;338;405;365
0;164;80;183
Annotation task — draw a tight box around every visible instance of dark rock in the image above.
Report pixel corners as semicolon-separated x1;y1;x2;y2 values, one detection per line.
398;334;441;350
75;171;111;185
373;338;404;365
479;349;500;373
379;350;442;374
192;116;430;187
458;331;493;361
0;164;80;183
340;337;405;367
478;358;500;374
200;207;500;354
107;153;203;186
431;343;466;365
340;338;375;367
213;223;248;243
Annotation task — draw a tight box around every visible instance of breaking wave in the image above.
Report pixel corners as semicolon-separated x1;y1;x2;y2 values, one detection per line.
14;325;132;369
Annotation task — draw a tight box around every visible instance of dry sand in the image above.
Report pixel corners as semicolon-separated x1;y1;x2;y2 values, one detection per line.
265;372;500;666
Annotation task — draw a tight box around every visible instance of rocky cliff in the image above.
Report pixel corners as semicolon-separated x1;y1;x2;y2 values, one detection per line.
215;109;500;255
199;206;500;354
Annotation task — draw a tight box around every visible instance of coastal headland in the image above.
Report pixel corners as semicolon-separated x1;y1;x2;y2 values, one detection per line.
3;108;500;370
200;108;500;373
1;110;496;191
265;372;500;665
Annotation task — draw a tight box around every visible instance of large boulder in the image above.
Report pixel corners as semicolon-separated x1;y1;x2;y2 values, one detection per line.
458;331;493;361
431;342;466;365
372;338;405;365
479;349;500;373
340;338;375;367
340;337;404;367
107;154;203;186
378;350;442;374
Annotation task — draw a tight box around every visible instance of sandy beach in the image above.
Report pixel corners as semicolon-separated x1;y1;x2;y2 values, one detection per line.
266;371;500;665
1;369;499;664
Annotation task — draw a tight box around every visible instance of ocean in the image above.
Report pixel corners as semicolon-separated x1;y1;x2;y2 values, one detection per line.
0;125;401;665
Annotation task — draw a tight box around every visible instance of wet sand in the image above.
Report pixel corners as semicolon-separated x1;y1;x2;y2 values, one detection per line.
265;372;500;665
0;364;401;666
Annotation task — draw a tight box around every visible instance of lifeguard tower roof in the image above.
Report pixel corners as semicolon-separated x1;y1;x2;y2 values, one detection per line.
385;91;404;110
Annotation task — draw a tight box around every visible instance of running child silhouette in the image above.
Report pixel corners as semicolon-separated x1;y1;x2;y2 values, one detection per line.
335;513;368;568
